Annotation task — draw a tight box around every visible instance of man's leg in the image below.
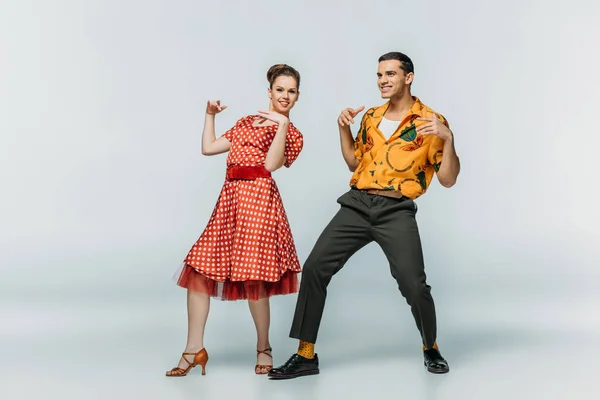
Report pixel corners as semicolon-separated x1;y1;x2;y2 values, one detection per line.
269;190;372;379
371;196;449;373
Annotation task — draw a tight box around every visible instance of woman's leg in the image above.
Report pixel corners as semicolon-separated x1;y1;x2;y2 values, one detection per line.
173;289;210;369
248;297;272;372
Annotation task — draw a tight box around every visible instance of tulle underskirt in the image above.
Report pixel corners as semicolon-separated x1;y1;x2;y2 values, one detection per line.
174;263;299;301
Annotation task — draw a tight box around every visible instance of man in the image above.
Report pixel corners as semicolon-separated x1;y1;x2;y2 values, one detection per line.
268;51;461;379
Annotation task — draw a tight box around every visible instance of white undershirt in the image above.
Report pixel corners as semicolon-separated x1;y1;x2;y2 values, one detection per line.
378;116;401;139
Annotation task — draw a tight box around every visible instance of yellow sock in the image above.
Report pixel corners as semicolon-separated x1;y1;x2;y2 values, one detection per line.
423;342;439;351
297;340;315;359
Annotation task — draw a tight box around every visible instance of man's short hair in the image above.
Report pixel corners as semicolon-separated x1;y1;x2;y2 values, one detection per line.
378;52;414;74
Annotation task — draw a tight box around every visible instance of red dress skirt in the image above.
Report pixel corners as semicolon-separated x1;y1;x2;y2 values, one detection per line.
174;115;304;301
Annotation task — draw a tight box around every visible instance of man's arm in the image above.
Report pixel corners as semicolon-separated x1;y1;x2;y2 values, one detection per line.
338;124;359;172
417;113;460;188
436;134;460;187
338;106;365;172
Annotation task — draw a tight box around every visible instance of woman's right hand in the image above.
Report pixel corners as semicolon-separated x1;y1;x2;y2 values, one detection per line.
206;100;227;115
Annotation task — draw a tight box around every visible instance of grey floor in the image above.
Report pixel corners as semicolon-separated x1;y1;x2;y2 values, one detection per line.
2;0;598;398
2;271;599;400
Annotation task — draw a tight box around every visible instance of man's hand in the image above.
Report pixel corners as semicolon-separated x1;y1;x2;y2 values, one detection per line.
416;113;452;141
338;106;365;127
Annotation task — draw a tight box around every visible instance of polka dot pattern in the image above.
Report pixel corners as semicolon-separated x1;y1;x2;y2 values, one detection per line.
223;115;303;168
183;115;304;284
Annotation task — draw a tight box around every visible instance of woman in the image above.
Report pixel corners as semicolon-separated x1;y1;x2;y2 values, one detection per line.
166;64;304;377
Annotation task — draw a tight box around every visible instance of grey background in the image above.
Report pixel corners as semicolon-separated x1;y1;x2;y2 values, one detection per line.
1;0;599;399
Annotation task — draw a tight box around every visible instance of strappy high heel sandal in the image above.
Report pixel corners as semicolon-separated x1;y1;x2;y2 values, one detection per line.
166;348;209;377
255;347;273;374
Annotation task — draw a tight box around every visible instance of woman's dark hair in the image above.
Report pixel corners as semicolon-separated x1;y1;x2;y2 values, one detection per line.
267;64;301;89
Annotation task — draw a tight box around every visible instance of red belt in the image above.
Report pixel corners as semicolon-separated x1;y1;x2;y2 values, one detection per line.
226;166;272;181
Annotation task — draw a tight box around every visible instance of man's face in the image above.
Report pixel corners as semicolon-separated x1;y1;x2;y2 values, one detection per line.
377;60;413;99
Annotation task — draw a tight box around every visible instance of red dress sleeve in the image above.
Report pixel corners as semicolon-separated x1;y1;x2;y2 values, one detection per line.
222;116;249;141
284;124;304;168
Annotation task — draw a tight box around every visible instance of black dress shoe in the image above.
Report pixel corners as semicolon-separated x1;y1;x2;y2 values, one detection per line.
268;353;319;380
423;348;449;374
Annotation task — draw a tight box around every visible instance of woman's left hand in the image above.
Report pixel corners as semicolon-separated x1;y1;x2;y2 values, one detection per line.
257;110;289;125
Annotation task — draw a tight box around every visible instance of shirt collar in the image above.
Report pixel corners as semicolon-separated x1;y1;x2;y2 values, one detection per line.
371;96;426;125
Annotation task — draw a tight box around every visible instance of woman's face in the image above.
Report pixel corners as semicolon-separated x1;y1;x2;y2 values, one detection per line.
268;75;299;115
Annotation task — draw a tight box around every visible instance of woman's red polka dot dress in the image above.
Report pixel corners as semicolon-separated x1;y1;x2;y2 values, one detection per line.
175;115;304;301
